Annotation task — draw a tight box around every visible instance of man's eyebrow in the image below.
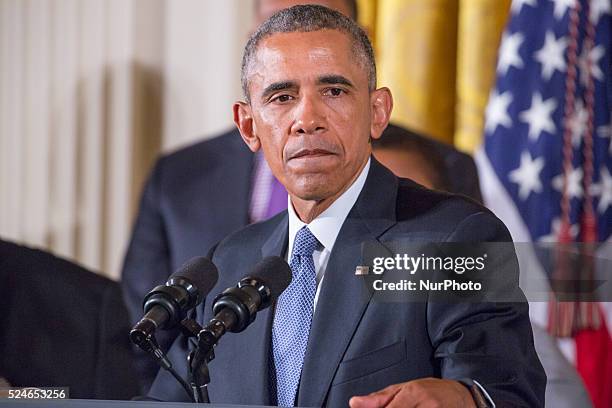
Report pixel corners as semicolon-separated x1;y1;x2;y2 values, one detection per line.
317;75;354;88
261;81;297;99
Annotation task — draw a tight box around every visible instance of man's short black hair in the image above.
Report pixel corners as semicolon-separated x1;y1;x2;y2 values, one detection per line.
241;4;375;102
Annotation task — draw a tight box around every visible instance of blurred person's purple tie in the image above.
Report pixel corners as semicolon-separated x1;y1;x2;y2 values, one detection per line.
265;176;288;219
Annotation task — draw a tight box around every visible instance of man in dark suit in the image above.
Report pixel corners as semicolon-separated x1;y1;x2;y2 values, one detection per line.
148;5;544;407
121;1;481;389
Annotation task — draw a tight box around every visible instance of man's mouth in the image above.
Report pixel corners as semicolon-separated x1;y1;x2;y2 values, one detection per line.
290;149;335;160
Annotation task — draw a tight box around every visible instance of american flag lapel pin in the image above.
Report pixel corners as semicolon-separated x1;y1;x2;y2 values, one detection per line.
354;265;369;275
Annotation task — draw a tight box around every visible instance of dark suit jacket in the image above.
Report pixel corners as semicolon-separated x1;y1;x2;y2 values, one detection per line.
121;124;482;389
148;158;545;407
0;240;140;400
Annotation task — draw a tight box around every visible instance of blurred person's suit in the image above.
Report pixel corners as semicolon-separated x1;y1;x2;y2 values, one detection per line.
121;123;482;388
0;240;139;400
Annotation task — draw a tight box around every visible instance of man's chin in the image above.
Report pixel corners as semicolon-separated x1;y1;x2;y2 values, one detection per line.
288;174;341;202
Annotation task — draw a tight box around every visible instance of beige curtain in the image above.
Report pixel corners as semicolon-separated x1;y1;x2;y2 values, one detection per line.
0;0;252;279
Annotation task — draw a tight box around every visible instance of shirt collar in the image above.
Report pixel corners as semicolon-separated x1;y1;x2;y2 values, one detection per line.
287;158;371;256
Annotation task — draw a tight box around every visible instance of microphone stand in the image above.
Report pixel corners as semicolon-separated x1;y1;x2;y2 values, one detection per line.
180;307;238;403
187;348;211;403
181;319;214;403
132;333;194;402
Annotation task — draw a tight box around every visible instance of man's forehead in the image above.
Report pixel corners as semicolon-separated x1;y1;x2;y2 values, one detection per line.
254;30;353;67
251;31;359;89
261;29;351;50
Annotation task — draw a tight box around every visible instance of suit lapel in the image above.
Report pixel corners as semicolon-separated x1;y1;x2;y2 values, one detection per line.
262;215;289;259
297;158;399;407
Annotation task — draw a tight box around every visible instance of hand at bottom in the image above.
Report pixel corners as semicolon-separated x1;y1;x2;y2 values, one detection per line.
349;378;477;408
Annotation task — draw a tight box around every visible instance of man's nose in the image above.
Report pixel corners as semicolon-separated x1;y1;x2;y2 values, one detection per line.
292;95;326;135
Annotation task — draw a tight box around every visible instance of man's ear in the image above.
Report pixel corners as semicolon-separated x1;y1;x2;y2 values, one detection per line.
233;101;261;152
369;87;393;141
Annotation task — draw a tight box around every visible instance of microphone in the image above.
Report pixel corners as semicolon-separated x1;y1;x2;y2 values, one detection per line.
130;256;219;348
180;256;291;403
196;256;292;352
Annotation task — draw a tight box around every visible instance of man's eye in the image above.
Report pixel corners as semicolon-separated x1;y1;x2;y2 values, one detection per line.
325;88;345;97
272;94;293;103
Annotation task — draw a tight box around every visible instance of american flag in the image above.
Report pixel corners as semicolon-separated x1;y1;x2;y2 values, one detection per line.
476;0;611;407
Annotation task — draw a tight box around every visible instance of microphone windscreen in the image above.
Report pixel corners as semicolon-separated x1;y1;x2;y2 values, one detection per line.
247;256;292;300
170;256;219;297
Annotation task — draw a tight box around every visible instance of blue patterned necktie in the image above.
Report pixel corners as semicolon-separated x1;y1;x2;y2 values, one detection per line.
272;226;319;407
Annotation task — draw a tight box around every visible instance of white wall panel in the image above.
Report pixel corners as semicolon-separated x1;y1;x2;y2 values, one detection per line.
163;0;253;151
0;0;25;242
105;0;134;278
49;0;78;257
77;0;106;270
0;0;253;278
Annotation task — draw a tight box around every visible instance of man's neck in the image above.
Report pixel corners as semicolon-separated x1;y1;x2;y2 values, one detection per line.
290;196;336;224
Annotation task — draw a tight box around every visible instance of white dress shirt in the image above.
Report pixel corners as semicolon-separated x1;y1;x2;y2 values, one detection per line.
286;159;370;309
